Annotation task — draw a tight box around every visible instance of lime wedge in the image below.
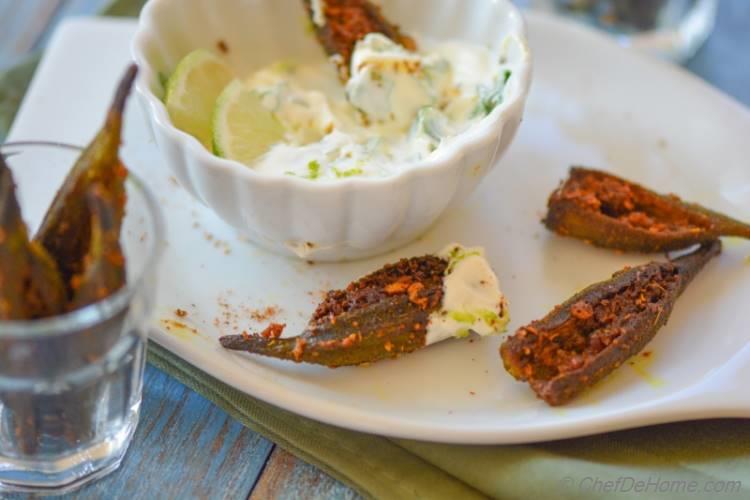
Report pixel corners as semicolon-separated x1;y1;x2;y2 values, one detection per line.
165;49;233;148
212;80;285;165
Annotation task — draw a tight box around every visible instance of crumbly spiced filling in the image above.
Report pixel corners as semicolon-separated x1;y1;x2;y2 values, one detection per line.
560;171;710;234
512;265;680;381
313;0;416;77
310;255;447;325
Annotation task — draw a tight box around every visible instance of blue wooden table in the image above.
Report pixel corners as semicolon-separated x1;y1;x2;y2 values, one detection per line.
1;1;749;498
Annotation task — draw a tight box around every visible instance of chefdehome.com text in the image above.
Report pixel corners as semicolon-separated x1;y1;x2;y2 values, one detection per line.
559;475;743;495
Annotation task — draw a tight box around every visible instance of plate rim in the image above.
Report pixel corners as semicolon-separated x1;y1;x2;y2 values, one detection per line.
153;333;750;444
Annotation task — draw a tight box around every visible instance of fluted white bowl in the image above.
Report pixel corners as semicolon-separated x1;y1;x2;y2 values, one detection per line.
132;0;532;261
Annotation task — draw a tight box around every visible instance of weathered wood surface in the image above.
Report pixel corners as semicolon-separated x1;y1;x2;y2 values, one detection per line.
0;1;748;499
250;449;362;500
3;366;274;500
62;366;273;500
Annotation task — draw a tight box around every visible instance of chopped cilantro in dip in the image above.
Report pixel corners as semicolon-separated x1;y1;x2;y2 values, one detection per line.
307;160;321;179
445;245;482;274
226;32;521;179
333;167;364;178
455;328;471;339
449;311;477;324
424;244;510;346
447;308;510;329
472;70;512;118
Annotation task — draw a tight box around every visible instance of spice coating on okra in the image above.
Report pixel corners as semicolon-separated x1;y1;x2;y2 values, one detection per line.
34;65;135;295
501;241;721;406
68;185;127;310
544;167;750;252
221;245;509;367
0;156;66;319
302;0;416;80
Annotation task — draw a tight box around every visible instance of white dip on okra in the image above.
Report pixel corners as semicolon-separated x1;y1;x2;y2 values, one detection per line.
239;33;516;179
425;244;510;345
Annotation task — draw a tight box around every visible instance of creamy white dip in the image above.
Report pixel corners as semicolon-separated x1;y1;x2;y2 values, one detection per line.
425;244;509;346
310;0;326;27
243;33;514;179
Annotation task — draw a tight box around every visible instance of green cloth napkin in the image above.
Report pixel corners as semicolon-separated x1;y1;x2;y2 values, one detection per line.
2;1;749;498
150;343;750;500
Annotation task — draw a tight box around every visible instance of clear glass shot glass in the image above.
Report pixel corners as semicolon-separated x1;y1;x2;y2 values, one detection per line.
522;0;718;62
0;142;164;494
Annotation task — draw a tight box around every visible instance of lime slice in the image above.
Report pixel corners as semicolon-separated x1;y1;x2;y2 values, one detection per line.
165;49;233;148
212;80;285;165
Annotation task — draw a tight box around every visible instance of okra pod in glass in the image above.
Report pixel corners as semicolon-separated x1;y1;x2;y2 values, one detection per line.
68;185;127;310
0;156;65;320
54;184;128;450
34;65;136;291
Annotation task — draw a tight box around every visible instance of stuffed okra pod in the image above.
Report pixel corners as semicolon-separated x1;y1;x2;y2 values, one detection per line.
68;185;127;310
34;65;136;293
0;66;137;456
302;0;416;80
0;156;65;319
501;240;721;406
221;245;510;367
545;167;750;252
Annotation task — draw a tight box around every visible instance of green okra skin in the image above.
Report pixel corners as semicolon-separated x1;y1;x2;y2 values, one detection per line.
0;155;65;319
34;65;136;292
221;295;429;367
1;157;62;455
60;185;127;448
544;167;750;253
26;242;67;318
221;253;450;367
679;200;750;238
0;156;33;319
501;240;721;406
0;67;135;458
68;184;127;311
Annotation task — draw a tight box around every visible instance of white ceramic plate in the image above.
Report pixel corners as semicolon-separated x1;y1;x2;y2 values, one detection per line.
9;16;750;445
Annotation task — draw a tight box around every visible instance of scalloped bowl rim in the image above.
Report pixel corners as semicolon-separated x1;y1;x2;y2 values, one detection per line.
131;0;532;192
